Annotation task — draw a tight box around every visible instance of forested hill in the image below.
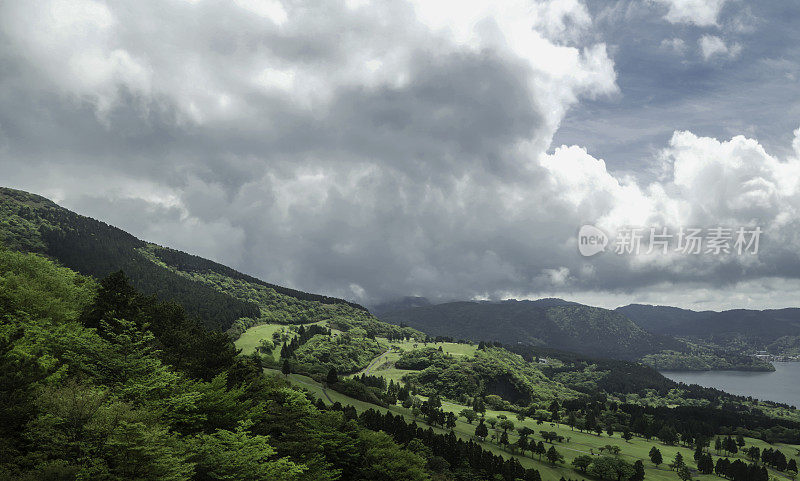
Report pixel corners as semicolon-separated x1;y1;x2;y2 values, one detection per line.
377;300;682;360
617;304;800;354
0;187;366;331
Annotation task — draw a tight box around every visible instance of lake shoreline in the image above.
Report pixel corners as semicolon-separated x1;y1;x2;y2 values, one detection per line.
660;362;800;407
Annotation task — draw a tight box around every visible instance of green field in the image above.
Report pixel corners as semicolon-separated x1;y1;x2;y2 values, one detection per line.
235;320;331;358
244;322;800;481
264;344;800;481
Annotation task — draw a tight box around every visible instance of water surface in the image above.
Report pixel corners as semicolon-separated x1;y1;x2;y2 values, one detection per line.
661;362;800;407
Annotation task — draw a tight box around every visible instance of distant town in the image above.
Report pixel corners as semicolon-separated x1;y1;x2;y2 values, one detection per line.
752;351;800;362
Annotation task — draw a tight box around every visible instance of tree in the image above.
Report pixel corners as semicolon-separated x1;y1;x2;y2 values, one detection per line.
630;460;645;481
472;396;486;414
500;430;509;447
649;447;663;466
326;367;338;385
535;441;546;460
623;430;633;442
499;419;515;433
670;452;685;471
568;411;577;431
193;425;306;481
257;338;274;354
698;453;714;475
460;408;477;424
588;456;635;481
658;425;678;445
516;435;529;455
572;455;594;473
475;421;488;441
677;465;692;481
358;431;430;481
549;400;561;421
282;359;291;377
546;446;564;465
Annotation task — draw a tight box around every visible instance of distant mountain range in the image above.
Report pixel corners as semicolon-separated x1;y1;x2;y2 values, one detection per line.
616;304;800;355
377;299;681;360
376;297;800;369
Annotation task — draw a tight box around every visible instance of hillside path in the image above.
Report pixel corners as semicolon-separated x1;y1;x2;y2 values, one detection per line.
356;349;391;376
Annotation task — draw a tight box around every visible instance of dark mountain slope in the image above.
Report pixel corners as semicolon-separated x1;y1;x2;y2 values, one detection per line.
617;303;800;347
378;300;681;360
0;187;364;330
615;304;713;334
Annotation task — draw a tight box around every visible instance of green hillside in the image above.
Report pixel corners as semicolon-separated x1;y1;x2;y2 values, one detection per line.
3;189;800;481
0;187;372;332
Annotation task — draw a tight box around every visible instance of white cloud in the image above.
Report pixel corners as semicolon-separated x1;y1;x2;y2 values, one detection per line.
660;37;686;54
3;0;800;308
653;0;727;26
699;34;741;60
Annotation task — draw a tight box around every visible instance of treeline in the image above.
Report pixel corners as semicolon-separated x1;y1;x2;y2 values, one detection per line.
0;246;553;480
554;398;800;445
0;188;261;329
150;245;368;311
356;408;542;481
0;188;372;333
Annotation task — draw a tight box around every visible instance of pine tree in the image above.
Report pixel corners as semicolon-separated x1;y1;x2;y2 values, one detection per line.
325;367;338;385
630;460;646;481
475;421;488;440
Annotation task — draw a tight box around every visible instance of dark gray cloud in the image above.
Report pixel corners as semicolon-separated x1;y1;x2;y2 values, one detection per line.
1;0;799;310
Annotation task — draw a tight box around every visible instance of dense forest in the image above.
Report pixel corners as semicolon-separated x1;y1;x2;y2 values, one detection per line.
0;245;542;480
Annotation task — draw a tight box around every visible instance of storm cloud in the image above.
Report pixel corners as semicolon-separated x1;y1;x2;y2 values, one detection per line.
1;0;800;310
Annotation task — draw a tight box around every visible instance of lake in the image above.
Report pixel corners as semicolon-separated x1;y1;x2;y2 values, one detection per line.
661;362;800;407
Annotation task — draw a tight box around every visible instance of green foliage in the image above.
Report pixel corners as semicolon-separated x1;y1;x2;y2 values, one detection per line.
293;334;385;376
191;424;306;481
0;246;96;323
588;455;635;481
0;188;259;329
0;249;455;481
404;347;577;405
395;347;451;370
641;348;774;372
356;431;430;481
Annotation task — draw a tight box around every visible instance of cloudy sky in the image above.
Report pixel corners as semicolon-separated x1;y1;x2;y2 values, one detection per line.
2;0;800;310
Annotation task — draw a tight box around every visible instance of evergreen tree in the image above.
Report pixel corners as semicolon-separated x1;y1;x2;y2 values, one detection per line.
630;460;646;481
670;452;685;471
326;367;338;385
546;446;564;465
282;358;291;376
649;446;663;466
475;421;488;440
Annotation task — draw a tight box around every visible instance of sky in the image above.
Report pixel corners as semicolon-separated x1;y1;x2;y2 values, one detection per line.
1;0;800;310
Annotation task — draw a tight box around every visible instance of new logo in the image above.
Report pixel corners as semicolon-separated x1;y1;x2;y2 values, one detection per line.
578;224;607;257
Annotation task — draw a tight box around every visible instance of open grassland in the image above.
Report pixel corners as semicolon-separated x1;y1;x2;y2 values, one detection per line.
235;320;330;357
270;348;800;481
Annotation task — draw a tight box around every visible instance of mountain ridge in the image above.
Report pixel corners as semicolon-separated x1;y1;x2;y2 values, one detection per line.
0;187;367;331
